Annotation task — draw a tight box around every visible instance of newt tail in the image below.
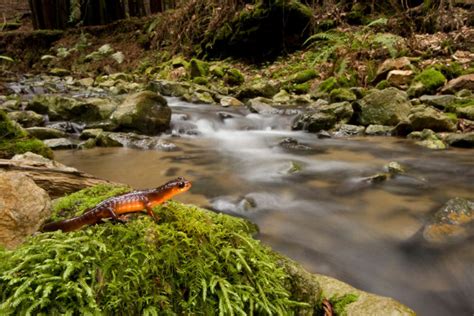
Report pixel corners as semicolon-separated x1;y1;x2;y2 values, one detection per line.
41;177;191;232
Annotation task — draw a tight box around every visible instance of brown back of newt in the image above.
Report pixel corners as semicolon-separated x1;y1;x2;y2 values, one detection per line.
41;177;192;232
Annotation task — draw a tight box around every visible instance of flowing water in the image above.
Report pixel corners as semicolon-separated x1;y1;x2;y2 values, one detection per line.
55;98;474;315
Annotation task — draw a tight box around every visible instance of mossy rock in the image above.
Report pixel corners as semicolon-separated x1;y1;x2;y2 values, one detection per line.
224;68;245;86
0;184;317;315
329;88;357;102
0;110;53;159
290;82;311;94
188;58;209;79
375;79;391;90
408;68;446;97
290;69;318;84
192;76;209;85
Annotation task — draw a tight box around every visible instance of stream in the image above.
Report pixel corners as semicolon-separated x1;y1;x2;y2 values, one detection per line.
53;97;474;315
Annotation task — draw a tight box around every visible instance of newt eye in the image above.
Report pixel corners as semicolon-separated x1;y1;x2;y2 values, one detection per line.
178;182;185;188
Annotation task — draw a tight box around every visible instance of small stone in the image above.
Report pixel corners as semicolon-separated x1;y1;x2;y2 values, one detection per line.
80;128;103;140
48;68;70;77
384;161;405;175
77;77;95;87
386;70;414;88
334;124;365;137
43;138;77;149
220;96;244;107
365;125;393;136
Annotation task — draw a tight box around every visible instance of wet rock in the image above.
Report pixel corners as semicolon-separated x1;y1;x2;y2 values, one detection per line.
420;197;474;246
361;173;390;183
441;74;474;93
279;161;302;175
293;101;353;133
407;105;457;132
43;138;77;149
278;137;312;151
217;112;235;120
365;125;393;136
384;161;405;175
97;132;176;150
374;57;411;82
78;138;97;149
84;120;118;132
147;80;190;97
246;97;279;114
443;132;474;148
220;96;244;107
419;95;457;111
111;91;171;135
334;124;365;137
48;68;70;77
407;68;446;97
182;91;215;104
25;127;67;140
46;121;85;134
355;88;411;126
386;70;414;88
0;172;51;249
407;129;447;150
272;90;291;104
80;128;103;140
237;80;280;99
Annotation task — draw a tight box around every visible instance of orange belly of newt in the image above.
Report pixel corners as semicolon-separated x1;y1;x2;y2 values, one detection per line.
115;202;146;215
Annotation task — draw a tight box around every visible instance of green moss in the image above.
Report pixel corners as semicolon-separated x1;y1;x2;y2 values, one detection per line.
0;110;53;159
290;69;318;84
171;56;189;69
188;58;209;79
412;68;446;92
224;68;245;86
329;88;357;102
331;293;358;316
375;79;390;90
210;65;225;78
192;76;209;85
318;77;338;93
0;184;311;315
290;82;310;94
433;62;463;80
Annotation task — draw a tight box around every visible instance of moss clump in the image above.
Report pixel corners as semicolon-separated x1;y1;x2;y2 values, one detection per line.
224;68;245;86
0;110;53;159
290;69;318;84
433;62;463;80
329;88;357;102
331;293;358;315
375;79;390;90
290;82;310;94
188;58;209;79
210;65;225;78
192;76;209;85
318;77;338;93
409;68;446;96
0;185;312;315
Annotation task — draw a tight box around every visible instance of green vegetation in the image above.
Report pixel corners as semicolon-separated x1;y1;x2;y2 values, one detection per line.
331;293;358;316
410;68;446;94
0;110;53;159
0;185;317;315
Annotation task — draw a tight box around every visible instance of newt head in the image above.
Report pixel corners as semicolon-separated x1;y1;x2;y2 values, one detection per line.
160;176;192;195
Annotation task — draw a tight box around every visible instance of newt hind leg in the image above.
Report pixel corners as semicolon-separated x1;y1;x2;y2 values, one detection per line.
145;204;159;222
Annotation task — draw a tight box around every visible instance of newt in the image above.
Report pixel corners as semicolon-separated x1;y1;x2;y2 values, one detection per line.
41;177;192;232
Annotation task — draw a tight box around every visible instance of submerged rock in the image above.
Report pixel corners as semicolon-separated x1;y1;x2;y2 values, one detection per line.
111;91;171;135
420;197;474;246
0;172;51;249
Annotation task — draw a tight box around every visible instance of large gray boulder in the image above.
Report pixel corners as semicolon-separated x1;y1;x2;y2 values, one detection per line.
292;101;353;133
407;105;457;132
27;95;116;122
111;91;171;135
355;88;411;126
0;172;51;249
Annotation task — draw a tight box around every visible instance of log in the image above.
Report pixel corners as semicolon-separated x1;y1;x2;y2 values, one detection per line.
0;154;119;198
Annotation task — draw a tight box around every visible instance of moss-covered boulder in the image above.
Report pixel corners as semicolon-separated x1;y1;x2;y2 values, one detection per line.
407;129;447;150
408;68;446;97
224;68;245;86
407;105;457;132
237;80;280;99
7;110;44;128
289;69;318;84
0;184;317;315
146;80;191;97
188;58;209;79
0;110;53;159
355;88;411;126
111;91;171;135
293;101;353;132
